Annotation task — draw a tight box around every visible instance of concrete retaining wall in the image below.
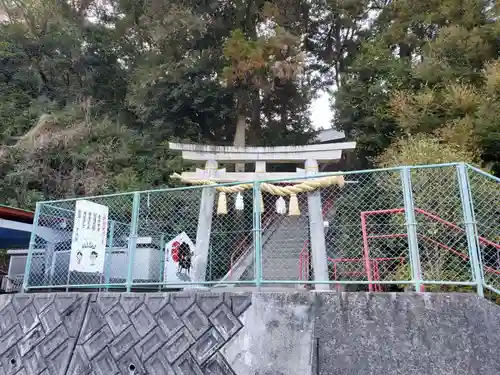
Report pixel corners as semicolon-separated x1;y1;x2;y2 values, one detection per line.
0;291;499;374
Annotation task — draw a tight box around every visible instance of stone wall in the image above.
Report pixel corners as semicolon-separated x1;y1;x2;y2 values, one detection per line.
0;291;499;375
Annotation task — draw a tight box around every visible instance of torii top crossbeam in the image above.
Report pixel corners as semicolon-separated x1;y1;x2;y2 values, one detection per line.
169;142;356;163
169;142;356;182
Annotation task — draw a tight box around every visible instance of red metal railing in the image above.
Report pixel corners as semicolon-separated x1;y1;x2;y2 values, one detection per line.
328;257;406;292
298;206;499;291
362;208;500;250
361;207;500;291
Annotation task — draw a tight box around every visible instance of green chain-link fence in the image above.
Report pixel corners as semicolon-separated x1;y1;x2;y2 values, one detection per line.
22;163;499;297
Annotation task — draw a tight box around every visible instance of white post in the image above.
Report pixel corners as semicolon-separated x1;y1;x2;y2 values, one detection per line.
305;159;330;290
255;161;266;173
192;159;218;283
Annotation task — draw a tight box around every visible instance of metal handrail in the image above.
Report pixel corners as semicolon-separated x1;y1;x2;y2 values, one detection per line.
363;207;500;249
361;207;500;290
227;207;278;279
327;257;406;292
299;206;500;289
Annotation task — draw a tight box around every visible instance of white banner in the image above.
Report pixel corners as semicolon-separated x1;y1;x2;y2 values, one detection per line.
69;200;109;273
164;232;196;283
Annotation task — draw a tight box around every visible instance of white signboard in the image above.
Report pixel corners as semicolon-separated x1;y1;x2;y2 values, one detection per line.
164;232;196;283
69;200;109;273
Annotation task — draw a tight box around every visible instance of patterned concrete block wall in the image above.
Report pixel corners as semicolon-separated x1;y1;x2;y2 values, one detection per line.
67;292;255;374
1;291;500;375
0;293;89;375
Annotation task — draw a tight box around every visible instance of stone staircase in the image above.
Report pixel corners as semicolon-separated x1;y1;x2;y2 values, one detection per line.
261;214;309;282
219;194;335;286
216;215;285;285
232;215;308;286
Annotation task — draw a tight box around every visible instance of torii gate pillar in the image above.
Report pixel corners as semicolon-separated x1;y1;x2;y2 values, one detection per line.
304;159;330;289
191;159;217;283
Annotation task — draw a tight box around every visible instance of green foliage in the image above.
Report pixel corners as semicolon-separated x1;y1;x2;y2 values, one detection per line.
387;60;500;169
223;26;304;89
376;134;478;167
334;39;413;163
333;0;500;173
391;260;475;293
0;0;498;211
0;0;320;209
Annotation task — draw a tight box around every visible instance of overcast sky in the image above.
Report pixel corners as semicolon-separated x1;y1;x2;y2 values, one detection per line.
310;91;332;130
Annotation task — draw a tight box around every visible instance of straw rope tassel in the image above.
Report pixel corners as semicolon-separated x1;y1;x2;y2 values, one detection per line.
217;191;227;215
260;194;265;212
288;193;300;216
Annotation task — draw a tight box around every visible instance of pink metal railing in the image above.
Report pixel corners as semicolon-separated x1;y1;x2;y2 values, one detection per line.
361;207;500;291
297;206;500;291
328;257;406;292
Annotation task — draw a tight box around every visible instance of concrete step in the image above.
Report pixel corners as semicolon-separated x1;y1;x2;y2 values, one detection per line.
262;258;301;281
223;199;333;284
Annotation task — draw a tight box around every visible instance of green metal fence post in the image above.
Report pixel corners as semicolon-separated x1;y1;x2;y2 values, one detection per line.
23;202;41;292
104;220;115;290
401;167;422;292
126;192;141;292
253;181;262;287
456;163;484;297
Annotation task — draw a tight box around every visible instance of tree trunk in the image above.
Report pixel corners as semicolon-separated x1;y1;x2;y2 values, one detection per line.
245;11;261;147
233;96;246;172
234;113;246;147
249;88;261;145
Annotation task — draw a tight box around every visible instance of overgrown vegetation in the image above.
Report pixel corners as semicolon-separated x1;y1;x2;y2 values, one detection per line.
0;0;498;210
336;0;500;173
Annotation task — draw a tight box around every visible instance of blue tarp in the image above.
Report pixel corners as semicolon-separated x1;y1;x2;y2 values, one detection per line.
0;227;31;249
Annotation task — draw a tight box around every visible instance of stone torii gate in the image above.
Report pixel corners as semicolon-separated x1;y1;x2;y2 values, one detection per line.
169;141;356;289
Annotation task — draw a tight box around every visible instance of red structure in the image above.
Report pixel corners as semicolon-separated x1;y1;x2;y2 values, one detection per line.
299;207;500;291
